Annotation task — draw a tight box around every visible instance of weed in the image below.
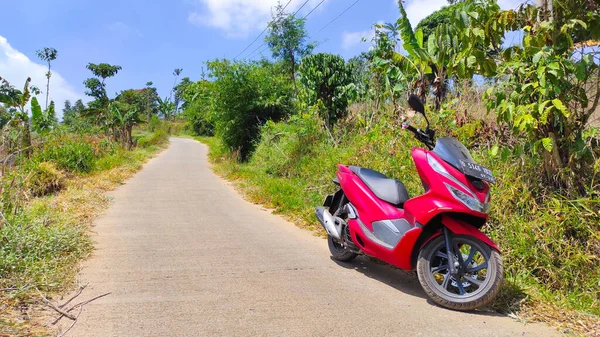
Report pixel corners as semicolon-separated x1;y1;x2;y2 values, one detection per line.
196;109;600;334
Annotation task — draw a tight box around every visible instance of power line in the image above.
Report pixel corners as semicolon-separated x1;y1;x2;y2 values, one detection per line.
302;0;326;19
242;0;311;60
249;0;354;60
315;0;360;35
246;42;267;59
293;0;311;16
233;0;294;60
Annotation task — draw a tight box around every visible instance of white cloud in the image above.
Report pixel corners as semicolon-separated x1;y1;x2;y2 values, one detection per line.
107;21;144;38
188;0;325;37
342;29;375;50
0;35;84;118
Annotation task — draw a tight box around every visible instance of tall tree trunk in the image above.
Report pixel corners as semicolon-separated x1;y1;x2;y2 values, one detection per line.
536;0;553;21
289;50;298;97
45;64;51;110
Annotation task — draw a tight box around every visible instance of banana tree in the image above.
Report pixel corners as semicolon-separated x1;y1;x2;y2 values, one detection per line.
395;1;433;104
0;77;35;156
31;97;57;134
109;103;142;149
427;24;461;110
157;96;176;120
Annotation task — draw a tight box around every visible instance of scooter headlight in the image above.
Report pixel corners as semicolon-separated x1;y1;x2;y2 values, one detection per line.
445;183;490;214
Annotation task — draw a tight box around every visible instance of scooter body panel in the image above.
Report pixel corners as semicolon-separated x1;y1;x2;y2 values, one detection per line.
336;147;495;271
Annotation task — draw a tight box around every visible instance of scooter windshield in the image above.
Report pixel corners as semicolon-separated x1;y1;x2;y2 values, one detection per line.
431;137;476;171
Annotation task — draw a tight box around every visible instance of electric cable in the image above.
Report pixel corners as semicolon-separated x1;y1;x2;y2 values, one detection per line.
233;0;294;60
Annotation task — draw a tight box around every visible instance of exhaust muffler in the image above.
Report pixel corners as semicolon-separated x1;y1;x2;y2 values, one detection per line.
315;206;342;240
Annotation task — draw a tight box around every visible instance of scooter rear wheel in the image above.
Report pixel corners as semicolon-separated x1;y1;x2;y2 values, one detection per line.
416;235;503;311
328;235;357;262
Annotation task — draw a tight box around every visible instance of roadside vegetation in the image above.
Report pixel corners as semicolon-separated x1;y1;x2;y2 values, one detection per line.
181;0;600;335
0;49;185;335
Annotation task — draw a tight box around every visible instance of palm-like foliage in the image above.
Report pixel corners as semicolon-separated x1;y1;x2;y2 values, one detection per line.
31;97;57;134
109;103;142;149
157;96;176;120
0;77;35;155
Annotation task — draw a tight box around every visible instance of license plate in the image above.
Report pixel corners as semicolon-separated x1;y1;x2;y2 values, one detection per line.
459;160;496;183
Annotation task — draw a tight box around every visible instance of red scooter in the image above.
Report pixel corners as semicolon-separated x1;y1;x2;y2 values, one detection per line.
316;95;503;311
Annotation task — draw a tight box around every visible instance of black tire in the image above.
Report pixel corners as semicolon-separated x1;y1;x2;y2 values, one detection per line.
328;235;357;262
417;234;504;311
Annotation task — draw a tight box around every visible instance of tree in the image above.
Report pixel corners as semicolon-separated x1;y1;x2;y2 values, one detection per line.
265;4;315;95
62;99;90;132
157;96;176;120
415;5;459;42
62;100;75;125
347;52;373;101
86;63;122;87
174;77;192;113
482;2;600;191
0;104;12;130
36;47;58;110
169;68;183;111
299;53;355;128
182;80;215;136
0;77;37;156
112;92;143;149
31;97;57;134
83;63;122;133
142;81;159;120
207;59;294;160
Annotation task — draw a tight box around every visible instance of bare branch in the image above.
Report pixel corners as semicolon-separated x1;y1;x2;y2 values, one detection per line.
59;283;88;309
57;305;83;337
51;292;111;325
38;291;76;320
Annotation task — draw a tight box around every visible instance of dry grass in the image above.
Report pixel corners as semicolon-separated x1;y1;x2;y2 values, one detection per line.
0;143;167;337
197;128;600;337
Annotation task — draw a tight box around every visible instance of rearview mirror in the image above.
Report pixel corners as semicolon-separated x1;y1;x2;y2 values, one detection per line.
408;94;425;116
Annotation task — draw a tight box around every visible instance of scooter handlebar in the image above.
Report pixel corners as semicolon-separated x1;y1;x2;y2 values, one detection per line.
402;122;435;150
402;122;418;134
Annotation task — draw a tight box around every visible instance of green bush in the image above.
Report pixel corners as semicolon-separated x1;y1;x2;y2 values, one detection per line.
299;53;355;127
148;115;161;132
136;129;168;148
32;138;96;173
207;59;295;160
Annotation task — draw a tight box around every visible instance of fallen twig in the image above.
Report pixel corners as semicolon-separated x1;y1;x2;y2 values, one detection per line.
66;292;111;312
59;284;88;309
0;286;17;291
57;305;83;337
51;292;111;325
39;292;76;320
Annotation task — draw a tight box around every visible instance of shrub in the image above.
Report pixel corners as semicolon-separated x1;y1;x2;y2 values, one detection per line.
207;59;294;161
32;138;95;173
136;129;168;148
23;161;66;197
299;53;355;127
148;115;161;132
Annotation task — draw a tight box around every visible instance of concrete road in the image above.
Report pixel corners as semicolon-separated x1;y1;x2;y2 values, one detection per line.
67;138;558;337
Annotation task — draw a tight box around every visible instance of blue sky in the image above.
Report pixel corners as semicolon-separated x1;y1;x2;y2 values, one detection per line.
0;0;521;116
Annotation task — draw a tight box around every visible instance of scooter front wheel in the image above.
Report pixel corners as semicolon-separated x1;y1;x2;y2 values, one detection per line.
327;235;357;262
416;235;503;311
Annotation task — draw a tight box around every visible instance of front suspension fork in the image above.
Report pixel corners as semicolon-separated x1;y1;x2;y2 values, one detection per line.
443;227;458;276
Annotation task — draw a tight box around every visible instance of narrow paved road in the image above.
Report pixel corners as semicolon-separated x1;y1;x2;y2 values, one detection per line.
67;138;558;337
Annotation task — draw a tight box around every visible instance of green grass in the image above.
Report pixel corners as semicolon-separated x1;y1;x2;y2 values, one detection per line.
0;128;169;336
195;112;600;335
